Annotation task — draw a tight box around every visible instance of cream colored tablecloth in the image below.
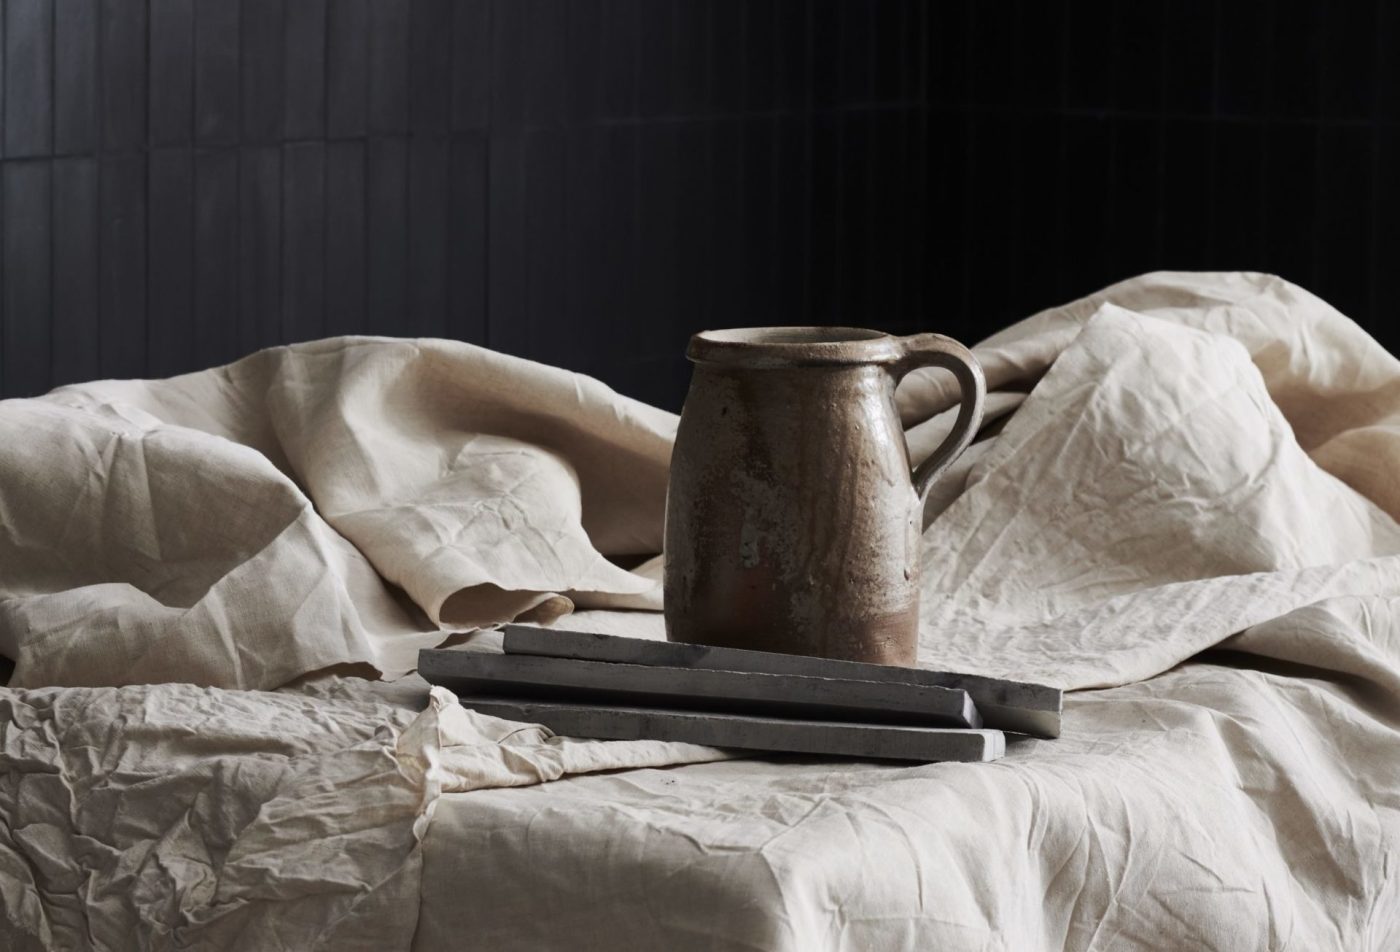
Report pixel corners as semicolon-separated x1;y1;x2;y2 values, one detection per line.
2;272;1398;949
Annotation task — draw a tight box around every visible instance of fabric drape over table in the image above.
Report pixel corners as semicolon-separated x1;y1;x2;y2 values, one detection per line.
2;272;1398;950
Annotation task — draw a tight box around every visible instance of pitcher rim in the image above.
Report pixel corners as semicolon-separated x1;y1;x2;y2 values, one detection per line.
688;326;904;366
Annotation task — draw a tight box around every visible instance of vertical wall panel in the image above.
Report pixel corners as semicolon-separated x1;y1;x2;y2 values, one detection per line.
635;125;679;395
5;0;53;157
1271;2;1323;119
282;141;326;341
523;130;566;363
485;129;525;350
1055;117;1115;300
446;135;486;343
238;146;281;354
600;0;638;120
409;0;450;132
2;161;52;395
366;136;408;333
740;119;775;324
408;135;448;337
0;0;5;164
450;0;489;131
1315;126;1373;316
1321;3;1377;118
147;148;195;376
195;0;240;145
772;116;809;324
368;0;409;134
282;143;329;344
325;139;367;332
1216;3;1272;117
1162;0;1215;114
1373;126;1400;333
327;0;369;137
671;0;708;117
636;1;674;118
707;120;742;323
100;0;146;150
1208;123;1266;269
241;0;284;144
808;114;840;324
743;1;775;112
866;111;902;326
149;0;194;146
285;0;327;139
1263;123;1319;292
709;2;741;115
194;149;239;367
490;0;526;128
98;154;146;378
1111;119;1163;279
564;128;604;362
52;157;100;383
54;0;98;153
837;112;871;325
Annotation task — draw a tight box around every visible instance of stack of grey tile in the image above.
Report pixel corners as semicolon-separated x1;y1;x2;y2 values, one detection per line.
417;627;1062;764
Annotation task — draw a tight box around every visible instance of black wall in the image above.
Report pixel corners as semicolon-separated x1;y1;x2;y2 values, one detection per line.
0;1;1396;411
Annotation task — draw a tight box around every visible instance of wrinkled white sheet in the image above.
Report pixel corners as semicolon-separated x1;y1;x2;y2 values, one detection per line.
2;272;1399;950
417;273;1400;950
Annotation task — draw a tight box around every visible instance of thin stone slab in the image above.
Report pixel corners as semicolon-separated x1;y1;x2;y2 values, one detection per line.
501;625;1062;738
418;650;980;728
455;695;1006;763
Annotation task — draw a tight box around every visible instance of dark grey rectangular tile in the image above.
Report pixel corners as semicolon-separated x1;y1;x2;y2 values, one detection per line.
54;0;99;153
522;129;566;363
741;0;774;111
368;0;409;134
281;141;326;342
636;0;673;117
486;129;525;350
194;0;240;145
327;0;369;137
599;0;637;119
284;0;327;139
241;0;285;144
418;650;982;729
238;145;281;354
366;136;408;333
99;153;146;378
52;157;100;385
490;0;525;127
408;0;450;132
100;0;147;150
3;161;53;395
449;0;489;131
5;0;54;157
194;148;239;367
325;139;367;332
449;694;1005;763
447;134;486;343
408;134;448;337
149;0;193;146
147;148;195;377
502;624;1062;737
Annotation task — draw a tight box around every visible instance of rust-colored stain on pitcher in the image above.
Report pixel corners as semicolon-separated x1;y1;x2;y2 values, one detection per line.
664;327;985;666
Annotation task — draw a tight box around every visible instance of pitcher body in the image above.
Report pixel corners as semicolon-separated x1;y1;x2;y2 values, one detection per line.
664;327;984;666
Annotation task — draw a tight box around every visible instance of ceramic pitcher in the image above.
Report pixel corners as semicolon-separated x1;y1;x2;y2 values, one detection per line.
664;327;985;666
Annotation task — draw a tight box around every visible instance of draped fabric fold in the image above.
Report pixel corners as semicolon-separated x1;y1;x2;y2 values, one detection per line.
2;272;1399;949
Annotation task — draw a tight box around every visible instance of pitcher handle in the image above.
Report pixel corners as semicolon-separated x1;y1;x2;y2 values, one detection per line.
893;334;987;501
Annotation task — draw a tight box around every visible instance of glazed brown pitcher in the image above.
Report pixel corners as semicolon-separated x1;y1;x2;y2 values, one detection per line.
663;327;986;666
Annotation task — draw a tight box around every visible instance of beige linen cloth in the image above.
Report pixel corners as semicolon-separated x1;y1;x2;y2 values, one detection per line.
3;271;1400;949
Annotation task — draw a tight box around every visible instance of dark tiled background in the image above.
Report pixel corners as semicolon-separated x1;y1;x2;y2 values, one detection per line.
0;1;1396;409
